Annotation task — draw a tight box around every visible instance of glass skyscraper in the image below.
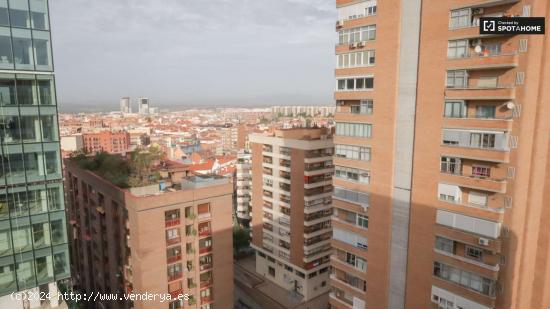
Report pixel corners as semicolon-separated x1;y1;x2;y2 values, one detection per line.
0;0;69;304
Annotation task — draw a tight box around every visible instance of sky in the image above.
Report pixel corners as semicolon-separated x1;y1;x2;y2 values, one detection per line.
50;0;336;112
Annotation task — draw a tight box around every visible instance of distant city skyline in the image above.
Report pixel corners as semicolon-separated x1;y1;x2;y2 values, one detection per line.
51;0;336;109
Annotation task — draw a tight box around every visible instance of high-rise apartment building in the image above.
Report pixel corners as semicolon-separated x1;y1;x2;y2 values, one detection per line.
331;1;549;309
65;157;234;309
235;149;252;227
0;0;70;307
120;97;131;114
138;97;150;115
249;128;334;304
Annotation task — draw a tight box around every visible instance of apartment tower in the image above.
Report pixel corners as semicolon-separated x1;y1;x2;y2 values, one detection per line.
120;97;131;114
249;128;334;303
0;0;70;308
332;0;549;309
235;149;252;227
65;157;234;309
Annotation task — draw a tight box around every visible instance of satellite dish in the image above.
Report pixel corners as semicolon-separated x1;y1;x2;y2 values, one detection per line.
506;102;516;109
474;45;483;54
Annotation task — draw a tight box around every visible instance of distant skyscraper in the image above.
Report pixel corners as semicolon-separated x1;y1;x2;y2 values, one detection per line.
0;0;70;307
138;97;150;115
120;96;131;113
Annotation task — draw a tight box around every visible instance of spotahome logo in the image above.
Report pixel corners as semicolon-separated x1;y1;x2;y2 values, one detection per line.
480;17;545;35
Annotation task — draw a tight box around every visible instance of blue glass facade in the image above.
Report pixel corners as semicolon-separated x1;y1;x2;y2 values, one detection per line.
0;0;69;296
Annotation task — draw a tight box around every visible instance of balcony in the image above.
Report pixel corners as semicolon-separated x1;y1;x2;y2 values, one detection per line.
198;229;211;238
164;218;180;227
443;116;512;131
434;248;500;272
445;85;515;100
329;292;353;309
441;144;510;163
440;172;507;193
447;52;518;70
168;272;183;282
199;263;212;272
166;236;181;246
167;254;182;264
200;279;213;288
199;246;212;255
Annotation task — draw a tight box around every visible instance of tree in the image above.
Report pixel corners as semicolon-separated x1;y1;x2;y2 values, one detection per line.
233;225;251;257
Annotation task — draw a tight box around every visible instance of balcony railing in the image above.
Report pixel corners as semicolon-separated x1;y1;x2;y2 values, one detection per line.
165;217;180;227
199;229;211;237
199;246;212;254
167;254;182;264
168;272;183;281
166;236;181;246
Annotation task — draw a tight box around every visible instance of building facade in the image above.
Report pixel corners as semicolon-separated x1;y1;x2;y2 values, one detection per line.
331;0;550;309
249;128;334;303
0;0;70;307
235;149;252;227
138;97;150;115
65;159;234;309
120;97;131;114
82;131;130;154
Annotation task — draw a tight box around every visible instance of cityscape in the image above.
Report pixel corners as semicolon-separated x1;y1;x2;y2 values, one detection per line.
0;1;549;309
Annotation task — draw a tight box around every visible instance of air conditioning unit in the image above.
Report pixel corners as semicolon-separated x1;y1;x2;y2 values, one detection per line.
353;42;360;48
472;8;484;15
336;20;344;27
357;41;365;47
478;237;490;246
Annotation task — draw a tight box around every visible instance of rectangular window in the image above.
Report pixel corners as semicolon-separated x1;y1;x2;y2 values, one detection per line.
447;40;468;58
470;133;496;148
338;25;376;45
433;261;495;296
337;50;375;68
450;8;471;29
446;70;468;88
336;77;374;91
440;157;461;174
444;101;466;118
476;105;496;118
472;165;491;177
465;246;483;261
468;191;488;207
335;166;370;184
335;122;372;138
335;144;371;161
435;236;454;254
357;214;368;229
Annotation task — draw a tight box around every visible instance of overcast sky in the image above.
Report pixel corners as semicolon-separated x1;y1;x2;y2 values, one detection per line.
50;0;336;111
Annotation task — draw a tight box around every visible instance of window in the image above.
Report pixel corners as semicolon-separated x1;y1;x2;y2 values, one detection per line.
268;266;275;277
444;101;466;118
337;50;375;68
468;191;488;207
446;70;468;88
472;165;490;177
465;246;483;261
433;261;495;296
477;76;498;88
335;122;372;138
448;40;468;58
435;236;454;254
336;77;374;91
335;144;371;161
335;166;370;184
432;294;454;309
483;43;502;56
476;105;496;118
350;100;373;114
470;133;495;148
450;8;471;29
338;25;376;44
357;214;368;229
440;157;460;174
